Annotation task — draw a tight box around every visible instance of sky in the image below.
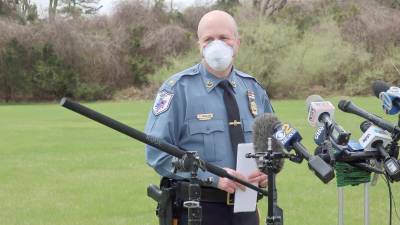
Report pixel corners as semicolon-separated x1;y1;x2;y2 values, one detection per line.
31;0;215;17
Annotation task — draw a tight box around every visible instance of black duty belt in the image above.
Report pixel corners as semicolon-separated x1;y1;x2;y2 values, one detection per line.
201;187;235;205
200;187;264;205
173;181;264;206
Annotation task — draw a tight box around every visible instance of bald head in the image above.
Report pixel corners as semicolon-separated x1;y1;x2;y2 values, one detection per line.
197;10;241;78
197;10;239;39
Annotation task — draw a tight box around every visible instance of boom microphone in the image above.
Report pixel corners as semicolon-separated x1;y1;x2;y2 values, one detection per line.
270;116;335;183
253;113;285;173
59;98;268;195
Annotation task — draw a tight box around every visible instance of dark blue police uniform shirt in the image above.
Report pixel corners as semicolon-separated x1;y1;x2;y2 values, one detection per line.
145;63;273;187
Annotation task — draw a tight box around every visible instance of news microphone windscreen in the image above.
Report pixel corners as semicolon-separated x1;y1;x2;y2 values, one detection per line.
252;113;284;173
372;80;390;98
305;94;324;111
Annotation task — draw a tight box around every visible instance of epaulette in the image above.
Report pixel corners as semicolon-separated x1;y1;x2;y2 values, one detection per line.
235;69;266;90
160;64;201;92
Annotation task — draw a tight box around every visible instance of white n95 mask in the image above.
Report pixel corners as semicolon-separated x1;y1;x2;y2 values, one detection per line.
203;40;234;72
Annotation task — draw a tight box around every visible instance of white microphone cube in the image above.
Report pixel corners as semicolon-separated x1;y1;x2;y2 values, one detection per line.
307;101;335;127
359;126;392;151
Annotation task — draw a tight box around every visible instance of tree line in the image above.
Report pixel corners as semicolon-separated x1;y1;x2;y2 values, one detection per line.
1;0;400;101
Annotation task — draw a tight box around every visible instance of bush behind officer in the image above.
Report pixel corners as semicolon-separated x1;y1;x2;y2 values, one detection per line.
145;10;273;225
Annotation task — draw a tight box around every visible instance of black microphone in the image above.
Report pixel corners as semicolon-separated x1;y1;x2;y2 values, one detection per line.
252;113;285;173
271;116;335;183
338;99;400;134
372;80;390;98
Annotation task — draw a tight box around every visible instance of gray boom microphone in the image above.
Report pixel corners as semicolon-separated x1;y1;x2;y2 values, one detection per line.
252;113;285;173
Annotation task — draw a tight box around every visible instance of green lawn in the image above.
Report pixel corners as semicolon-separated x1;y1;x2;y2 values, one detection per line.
0;97;399;225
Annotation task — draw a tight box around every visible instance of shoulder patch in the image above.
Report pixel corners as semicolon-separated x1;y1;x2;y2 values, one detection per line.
153;90;174;116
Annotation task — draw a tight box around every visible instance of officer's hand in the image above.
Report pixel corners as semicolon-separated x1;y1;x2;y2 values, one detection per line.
248;170;268;188
217;168;247;193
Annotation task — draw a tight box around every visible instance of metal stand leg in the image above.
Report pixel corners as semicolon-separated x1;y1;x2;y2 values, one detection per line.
338;183;370;225
338;187;344;225
364;183;369;225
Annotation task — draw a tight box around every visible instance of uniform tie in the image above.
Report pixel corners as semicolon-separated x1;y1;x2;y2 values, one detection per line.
218;80;245;160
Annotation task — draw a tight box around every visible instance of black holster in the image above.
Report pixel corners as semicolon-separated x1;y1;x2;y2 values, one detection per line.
147;178;177;225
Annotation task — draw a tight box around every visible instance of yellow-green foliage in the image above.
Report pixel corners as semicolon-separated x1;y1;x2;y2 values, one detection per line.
273;20;371;98
235;13;375;98
149;49;200;83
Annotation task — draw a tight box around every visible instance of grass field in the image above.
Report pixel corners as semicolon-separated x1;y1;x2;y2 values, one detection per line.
0;97;399;225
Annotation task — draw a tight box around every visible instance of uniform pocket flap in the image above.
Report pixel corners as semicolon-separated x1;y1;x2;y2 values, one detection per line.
242;119;254;132
189;119;224;135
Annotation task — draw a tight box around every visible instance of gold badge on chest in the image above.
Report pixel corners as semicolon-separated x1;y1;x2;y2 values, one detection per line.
247;90;258;118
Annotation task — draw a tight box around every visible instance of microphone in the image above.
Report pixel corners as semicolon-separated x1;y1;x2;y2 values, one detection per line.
313;122;383;165
372;80;400;115
359;121;392;152
306;95;335;127
312;120;387;174
59;98;269;195
338;99;400;135
313;125;374;163
271;117;335;183
306;95;351;146
252;113;285;173
314;125;327;146
372;80;390;97
359;120;400;181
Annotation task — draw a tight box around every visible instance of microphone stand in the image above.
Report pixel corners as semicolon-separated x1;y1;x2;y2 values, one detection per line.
59;98;269;225
172;151;203;225
265;157;282;225
246;138;300;225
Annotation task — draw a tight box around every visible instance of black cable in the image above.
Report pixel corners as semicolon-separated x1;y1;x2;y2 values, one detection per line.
393;188;400;224
382;174;392;225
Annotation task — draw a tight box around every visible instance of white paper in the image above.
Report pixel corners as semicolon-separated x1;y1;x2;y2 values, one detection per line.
234;143;258;213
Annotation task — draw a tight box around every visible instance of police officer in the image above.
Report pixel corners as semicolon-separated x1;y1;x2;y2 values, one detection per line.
145;10;273;225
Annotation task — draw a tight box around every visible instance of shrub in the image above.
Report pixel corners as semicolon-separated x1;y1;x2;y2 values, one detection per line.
74;83;110;101
181;6;210;32
235;20;299;98
0;38;31;101
32;43;78;99
276;20;372;97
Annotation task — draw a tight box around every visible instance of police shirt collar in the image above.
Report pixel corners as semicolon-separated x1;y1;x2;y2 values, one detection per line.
199;63;238;93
